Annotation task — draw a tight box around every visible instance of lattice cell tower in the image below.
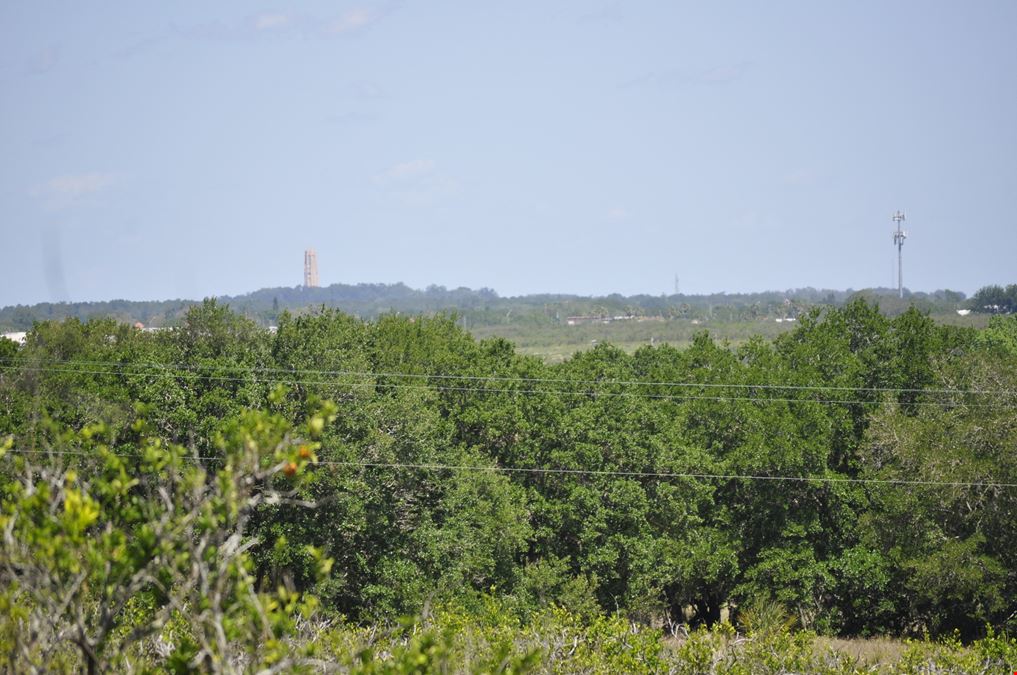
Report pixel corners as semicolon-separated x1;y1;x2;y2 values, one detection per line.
892;211;907;298
304;248;319;288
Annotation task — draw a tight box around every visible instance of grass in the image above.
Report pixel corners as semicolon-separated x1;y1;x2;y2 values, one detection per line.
471;313;991;363
816;636;908;670
472;317;795;363
515;341;666;363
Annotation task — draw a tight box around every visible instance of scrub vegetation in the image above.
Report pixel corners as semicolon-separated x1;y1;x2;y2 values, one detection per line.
1;299;1015;672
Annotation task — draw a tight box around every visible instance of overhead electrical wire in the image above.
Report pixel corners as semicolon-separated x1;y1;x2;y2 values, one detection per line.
4;448;1016;490
1;363;1014;409
0;357;1012;397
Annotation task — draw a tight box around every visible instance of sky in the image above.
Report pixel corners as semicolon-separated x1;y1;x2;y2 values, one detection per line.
2;1;1016;307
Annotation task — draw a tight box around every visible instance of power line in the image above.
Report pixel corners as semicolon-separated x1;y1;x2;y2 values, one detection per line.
1;357;1011;396
1;363;1013;409
5;448;1016;490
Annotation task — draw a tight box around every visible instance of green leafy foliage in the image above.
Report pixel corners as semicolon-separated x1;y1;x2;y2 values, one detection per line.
970;283;1017;314
0;404;333;672
1;298;1016;672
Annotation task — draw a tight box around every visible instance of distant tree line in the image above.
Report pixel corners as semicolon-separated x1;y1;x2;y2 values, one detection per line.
969;284;1017;314
0;281;979;332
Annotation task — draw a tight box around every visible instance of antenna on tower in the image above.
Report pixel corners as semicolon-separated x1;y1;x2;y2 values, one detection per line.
892;211;907;299
674;274;680;295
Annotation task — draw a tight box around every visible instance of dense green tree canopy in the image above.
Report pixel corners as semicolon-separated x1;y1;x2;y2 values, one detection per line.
970;284;1017;314
1;297;1015;662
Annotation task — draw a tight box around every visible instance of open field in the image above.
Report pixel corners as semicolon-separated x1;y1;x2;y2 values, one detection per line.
476;312;991;362
472;318;798;361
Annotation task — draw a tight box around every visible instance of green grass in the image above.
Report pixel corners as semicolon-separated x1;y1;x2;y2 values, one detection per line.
814;636;908;670
472;313;991;363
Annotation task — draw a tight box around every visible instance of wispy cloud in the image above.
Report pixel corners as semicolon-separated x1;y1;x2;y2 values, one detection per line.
322;111;382;126
172;20;245;42
607;207;630;220
253;13;291;31
348;80;387;100
112;34;168;61
697;63;748;84
621;61;752;89
781;168;822;187
27;46;60;75
578;2;627;24
32;172;118;209
374;159;460;205
173;6;397;43
42;173;116;198
31;132;68;149
376;159;436;183
325;8;376;34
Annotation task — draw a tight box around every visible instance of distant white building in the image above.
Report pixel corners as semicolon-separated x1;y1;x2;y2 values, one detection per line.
2;332;27;345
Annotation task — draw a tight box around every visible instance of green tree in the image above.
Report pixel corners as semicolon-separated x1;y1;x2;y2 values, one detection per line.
970;283;1017;314
0;399;334;672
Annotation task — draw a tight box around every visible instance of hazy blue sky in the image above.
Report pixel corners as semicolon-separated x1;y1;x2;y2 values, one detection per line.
2;1;1015;306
